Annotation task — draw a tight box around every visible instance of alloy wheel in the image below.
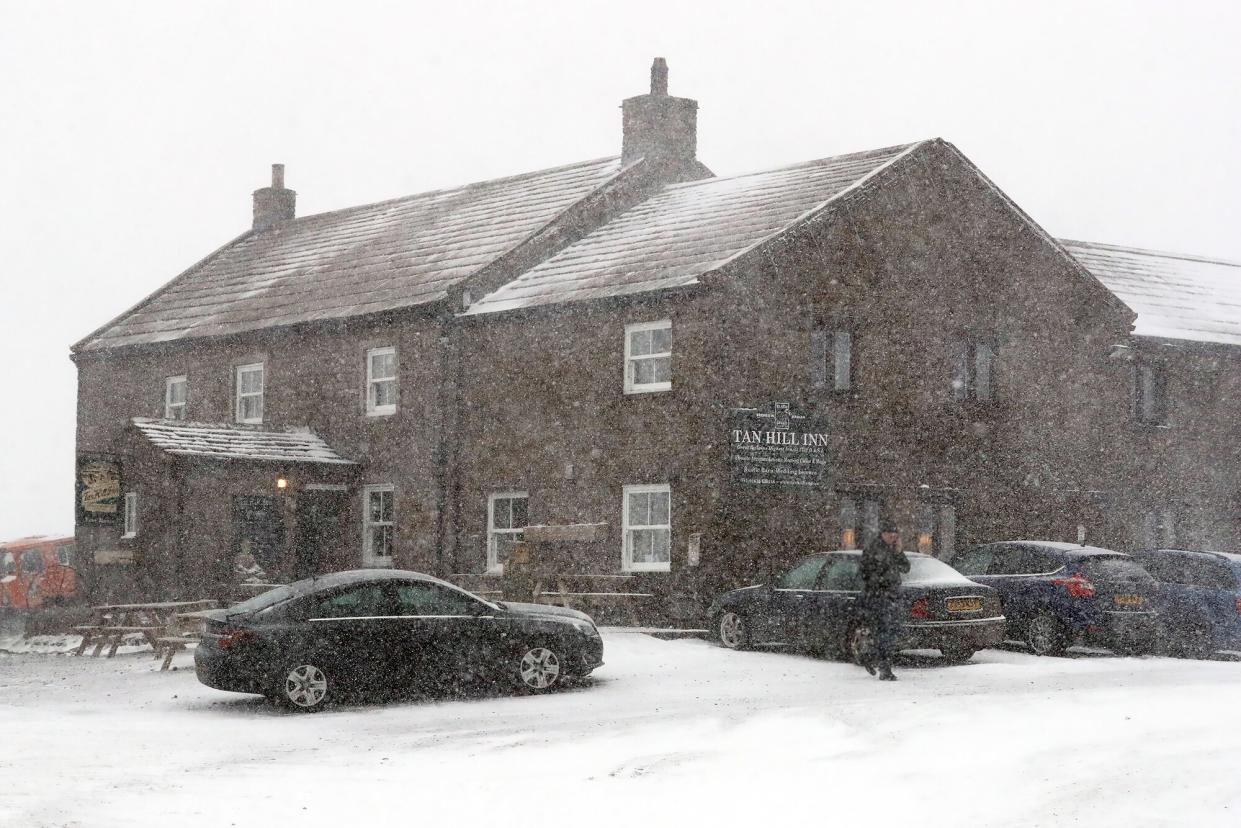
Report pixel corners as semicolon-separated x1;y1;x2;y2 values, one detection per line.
283;664;329;709
1027;615;1064;656
519;647;561;690
718;612;747;650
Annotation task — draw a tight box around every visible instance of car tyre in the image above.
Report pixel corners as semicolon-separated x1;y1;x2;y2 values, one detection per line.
515;644;563;693
716;611;751;651
939;645;976;664
276;661;332;711
1026;614;1068;656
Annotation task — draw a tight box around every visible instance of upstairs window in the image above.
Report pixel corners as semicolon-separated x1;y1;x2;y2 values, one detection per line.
235;363;264;424
487;492;528;573
362;485;395;566
811;330;854;391
952;341;996;402
165;375;187;420
839;494;882;549
624;320;672;394
1133;363;1166;425
123;492;138;538
366;347;397;416
623;484;671;572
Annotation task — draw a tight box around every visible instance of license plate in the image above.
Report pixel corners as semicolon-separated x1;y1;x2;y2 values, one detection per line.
946;597;983;612
1113;594;1144;607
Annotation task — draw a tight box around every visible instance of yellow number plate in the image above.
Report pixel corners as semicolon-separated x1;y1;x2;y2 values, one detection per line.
1114;594;1144;607
946;597;983;612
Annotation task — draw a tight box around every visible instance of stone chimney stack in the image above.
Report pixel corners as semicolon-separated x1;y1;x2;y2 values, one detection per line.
252;163;296;230
621;58;698;169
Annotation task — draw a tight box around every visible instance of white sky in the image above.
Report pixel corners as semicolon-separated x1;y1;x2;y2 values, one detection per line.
1;0;1238;540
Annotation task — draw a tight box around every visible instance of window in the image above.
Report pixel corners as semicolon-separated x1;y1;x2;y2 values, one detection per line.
393;582;482;616
837;495;887;549
123;492;138;538
916;502;957;559
366;347;397;416
1133;363;1166;425
953;547;992;576
622;484;671;572
309;584;386;619
624;320;672;394
821;557;863;591
235;363;264;424
1;552;14;577
487;492;528;573
362;485;395;566
165;375;187;420
778;556;826;589
811;329;853;391
56;544;74;566
1143;508;1178;549
21;549;44;576
952;342;996;402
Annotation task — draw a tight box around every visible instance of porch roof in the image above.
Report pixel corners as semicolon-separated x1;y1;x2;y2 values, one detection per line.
131;418;357;465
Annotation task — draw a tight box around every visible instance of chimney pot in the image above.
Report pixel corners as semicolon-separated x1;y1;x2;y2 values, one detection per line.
252;163;296;230
650;57;668;95
271;163;285;189
621;58;698;170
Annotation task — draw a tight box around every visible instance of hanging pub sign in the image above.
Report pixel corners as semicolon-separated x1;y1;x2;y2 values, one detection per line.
76;453;122;525
729;402;831;489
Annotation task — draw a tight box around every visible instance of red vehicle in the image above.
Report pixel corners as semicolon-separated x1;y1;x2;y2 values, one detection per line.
0;535;78;610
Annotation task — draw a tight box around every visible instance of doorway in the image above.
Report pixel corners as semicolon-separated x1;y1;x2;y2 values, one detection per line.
295;489;348;578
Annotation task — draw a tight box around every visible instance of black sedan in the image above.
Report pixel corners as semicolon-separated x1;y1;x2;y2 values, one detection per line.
709;550;1006;663
194;569;604;710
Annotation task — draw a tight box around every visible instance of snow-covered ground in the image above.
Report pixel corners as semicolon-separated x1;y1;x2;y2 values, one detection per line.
3;632;1240;827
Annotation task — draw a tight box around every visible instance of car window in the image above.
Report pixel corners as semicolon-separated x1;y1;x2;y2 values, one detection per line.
820;557;862;591
953;547;992;576
1077;556;1156;585
778;556;827;589
1183;559;1239;590
21;549;44;575
310;584;387;619
393;582;481;616
905;555;972;585
1134;555;1173;581
987;547;1026;575
1019;549;1059;574
2;552;15;577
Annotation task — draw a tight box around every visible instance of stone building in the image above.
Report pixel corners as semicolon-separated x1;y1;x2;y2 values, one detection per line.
70;60;1239;613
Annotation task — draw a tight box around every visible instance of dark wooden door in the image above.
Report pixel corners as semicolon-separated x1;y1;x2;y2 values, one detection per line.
232;495;285;576
295;490;347;578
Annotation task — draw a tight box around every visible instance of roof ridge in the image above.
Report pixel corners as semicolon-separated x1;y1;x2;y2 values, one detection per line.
1061;238;1241;269
662;142;923;191
273;156;623;229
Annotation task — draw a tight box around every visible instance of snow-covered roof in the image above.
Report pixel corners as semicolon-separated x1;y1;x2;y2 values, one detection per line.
77;157;629;351
464;143;923;315
1062;240;1241;347
131;418;356;465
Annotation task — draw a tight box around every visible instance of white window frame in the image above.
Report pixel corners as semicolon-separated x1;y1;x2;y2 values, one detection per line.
622;483;672;573
623;320;672;395
235;362;265;424
164;375;187;420
366;346;397;417
486;491;529;574
122;492;138;538
362;484;395;567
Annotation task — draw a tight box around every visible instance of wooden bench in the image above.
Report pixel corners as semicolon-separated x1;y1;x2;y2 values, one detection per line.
533;574;655;626
74;625;164;657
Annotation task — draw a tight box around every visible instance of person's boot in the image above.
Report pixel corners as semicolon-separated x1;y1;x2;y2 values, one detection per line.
877;663;897;681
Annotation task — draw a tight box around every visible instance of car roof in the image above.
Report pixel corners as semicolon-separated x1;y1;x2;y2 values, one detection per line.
1143;549;1241;565
282;568;447;597
990;541;1129;558
805;550;933;559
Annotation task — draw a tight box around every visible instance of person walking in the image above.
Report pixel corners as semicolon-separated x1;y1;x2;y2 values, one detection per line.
858;520;910;681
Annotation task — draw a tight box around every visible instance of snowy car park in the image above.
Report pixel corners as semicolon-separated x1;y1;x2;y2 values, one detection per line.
4;629;1241;827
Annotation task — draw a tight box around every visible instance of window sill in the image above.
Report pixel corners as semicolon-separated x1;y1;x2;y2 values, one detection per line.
121;533;136;540
624;384;672;396
623;562;671;573
366;407;397;418
236;419;263;426
362;557;394;569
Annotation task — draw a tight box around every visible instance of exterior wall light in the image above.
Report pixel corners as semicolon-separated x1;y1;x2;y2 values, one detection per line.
276;474;289;490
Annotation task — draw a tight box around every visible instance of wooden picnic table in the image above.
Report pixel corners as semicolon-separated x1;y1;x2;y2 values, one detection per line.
74;600;218;659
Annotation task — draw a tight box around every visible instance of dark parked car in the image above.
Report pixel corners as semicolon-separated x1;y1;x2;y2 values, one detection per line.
951;542;1158;656
194;569;604;710
1132;549;1241;657
709;550;1006;664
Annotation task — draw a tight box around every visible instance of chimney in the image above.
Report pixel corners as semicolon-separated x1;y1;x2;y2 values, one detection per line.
252;163;296;230
621;58;698;169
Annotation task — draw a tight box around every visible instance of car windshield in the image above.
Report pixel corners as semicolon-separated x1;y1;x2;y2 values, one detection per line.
904;555;973;586
1077;556;1156;584
227;584;296;615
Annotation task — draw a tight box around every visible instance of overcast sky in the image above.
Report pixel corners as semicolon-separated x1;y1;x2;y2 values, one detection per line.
1;0;1238;541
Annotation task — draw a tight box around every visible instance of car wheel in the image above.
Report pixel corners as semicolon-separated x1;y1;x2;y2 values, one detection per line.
939;645;976;664
716;611;751;650
1026;614;1068;656
516;645;563;692
847;623;876;666
277;662;332;711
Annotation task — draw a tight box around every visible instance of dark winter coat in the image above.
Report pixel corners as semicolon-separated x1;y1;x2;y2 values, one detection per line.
859;537;910;596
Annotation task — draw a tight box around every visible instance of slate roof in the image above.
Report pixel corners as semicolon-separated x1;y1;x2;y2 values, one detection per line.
77;157;628;351
132;418;356;465
464;143;924;315
1062;240;1241;347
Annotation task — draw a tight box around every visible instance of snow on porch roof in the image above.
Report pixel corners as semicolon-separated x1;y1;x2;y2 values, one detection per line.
1062;240;1241;347
463;142;924;316
132;418;357;465
77;157;628;351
